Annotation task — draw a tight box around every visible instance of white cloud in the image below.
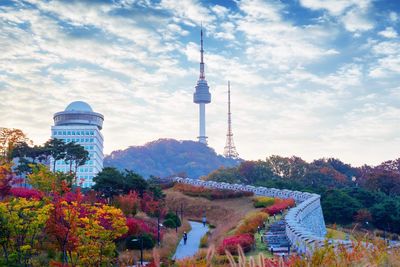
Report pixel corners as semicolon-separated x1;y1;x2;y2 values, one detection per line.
238;0;282;21
378;27;398;38
300;0;373;33
159;0;215;26
0;0;399;166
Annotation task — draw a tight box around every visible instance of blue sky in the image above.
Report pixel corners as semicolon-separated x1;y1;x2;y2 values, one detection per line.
0;0;399;166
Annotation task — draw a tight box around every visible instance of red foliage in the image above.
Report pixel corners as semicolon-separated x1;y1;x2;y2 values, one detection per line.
9;187;44;200
115;191;140;216
124;217;161;240
0;164;14;198
218;233;255;254
263;198;295;216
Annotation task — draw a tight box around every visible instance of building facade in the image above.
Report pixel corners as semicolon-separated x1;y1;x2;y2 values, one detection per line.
51;101;104;188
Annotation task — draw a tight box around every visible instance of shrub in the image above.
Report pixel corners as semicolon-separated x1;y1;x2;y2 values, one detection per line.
218;233;255;255
9;187;43;200
115;191;140;216
252;196;275;208
235;211;269;234
124;218;159;240
125;233;155;250
164;211;181;228
163;218;177;228
263;198;295;216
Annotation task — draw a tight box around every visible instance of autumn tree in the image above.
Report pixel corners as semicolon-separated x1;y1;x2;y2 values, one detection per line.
0;198;52;266
0;128;30;163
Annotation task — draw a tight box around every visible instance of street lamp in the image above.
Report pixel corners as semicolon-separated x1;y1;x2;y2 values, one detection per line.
157;214;163;247
131;235;143;266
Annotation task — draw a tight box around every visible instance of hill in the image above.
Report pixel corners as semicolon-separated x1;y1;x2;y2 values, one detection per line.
104;138;240;178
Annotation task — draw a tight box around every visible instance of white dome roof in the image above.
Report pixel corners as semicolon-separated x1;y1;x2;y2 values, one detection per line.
65;101;93;112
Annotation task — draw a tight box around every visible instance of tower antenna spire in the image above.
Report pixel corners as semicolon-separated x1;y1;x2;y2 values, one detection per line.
224;81;239;158
200;23;205;79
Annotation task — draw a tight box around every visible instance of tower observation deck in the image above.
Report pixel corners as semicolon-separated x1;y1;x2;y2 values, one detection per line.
193;26;211;144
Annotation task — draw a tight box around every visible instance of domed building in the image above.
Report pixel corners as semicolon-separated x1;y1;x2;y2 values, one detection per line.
51;101;104;188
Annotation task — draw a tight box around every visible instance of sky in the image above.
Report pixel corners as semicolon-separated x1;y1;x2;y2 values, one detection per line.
0;0;399;166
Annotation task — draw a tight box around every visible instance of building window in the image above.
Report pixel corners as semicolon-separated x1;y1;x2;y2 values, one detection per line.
90;131;94;135
58;131;62;135
85;131;89;135
72;131;75;135
81;131;84;135
90;146;94;150
67;131;71;135
63;131;66;135
53;131;57;136
89;138;93;142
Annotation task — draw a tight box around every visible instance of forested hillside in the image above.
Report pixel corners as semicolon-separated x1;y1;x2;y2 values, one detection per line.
204;156;400;234
104;139;240;178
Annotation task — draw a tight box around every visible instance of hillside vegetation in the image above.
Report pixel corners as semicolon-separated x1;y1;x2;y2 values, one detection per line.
104;138;240;178
204;156;400;235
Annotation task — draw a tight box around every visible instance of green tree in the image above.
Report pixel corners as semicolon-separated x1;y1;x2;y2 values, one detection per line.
321;189;362;225
92;167;126;198
44;138;66;172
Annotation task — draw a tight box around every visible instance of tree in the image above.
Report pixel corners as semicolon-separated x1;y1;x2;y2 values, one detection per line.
321;189;362;225
0;128;30;163
44;138;66;172
27;164;58;193
76;203;127;266
93;167;126;198
64;142;89;185
0;163;14;199
125;170;148;197
0;198;52;266
93;168;150;198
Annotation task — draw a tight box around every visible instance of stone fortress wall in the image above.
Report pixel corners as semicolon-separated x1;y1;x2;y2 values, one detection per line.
173;177;351;255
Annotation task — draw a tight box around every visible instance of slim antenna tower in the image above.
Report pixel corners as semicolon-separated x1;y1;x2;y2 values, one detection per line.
223;81;239;158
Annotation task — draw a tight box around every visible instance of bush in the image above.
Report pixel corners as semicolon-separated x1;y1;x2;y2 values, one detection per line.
9;187;43;200
263;198;295;216
163;218;177;228
235;211;269;234
252;196;275;208
125;233;155;250
124;217;160;240
218;233;255;255
163;211;181;228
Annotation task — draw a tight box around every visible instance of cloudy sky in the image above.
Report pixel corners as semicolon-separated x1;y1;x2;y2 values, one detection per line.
0;0;399;166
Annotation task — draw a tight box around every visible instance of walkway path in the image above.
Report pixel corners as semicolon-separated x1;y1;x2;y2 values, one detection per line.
173;221;209;260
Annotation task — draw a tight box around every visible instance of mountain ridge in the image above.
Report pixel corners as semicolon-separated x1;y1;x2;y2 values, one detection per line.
104;138;240;178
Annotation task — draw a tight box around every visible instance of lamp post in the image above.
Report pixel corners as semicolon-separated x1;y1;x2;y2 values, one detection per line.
157;215;163;247
180;202;184;221
131;235;143;266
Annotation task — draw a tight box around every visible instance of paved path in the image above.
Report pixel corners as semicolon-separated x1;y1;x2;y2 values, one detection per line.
173;221;209;260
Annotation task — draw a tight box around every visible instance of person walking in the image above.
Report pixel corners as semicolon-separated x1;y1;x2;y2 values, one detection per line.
183;231;188;245
202;215;207;227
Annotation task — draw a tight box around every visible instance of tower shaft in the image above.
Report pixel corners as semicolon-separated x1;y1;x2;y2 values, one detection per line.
224;81;239;158
199;103;206;143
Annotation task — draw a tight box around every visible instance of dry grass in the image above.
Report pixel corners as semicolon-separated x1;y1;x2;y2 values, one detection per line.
165;189;257;246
